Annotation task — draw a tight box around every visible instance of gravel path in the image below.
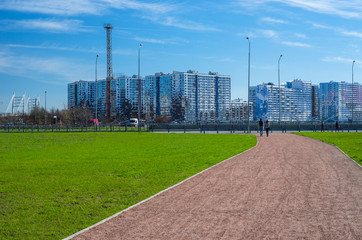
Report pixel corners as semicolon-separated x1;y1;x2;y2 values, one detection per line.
71;133;362;239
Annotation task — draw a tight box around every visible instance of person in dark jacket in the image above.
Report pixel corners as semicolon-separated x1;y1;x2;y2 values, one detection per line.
258;118;264;136
335;121;339;132
265;120;270;137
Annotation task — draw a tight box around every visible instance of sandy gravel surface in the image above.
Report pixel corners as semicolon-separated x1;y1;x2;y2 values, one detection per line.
72;133;362;239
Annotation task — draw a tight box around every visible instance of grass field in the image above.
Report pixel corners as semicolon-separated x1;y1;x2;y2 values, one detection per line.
0;132;256;239
294;132;362;165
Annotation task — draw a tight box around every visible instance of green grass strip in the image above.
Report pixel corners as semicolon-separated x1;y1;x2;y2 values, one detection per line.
0;132;256;239
294;132;362;166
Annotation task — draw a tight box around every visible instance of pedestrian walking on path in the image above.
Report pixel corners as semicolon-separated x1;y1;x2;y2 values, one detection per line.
321;120;325;132
265;120;270;137
258;118;264;136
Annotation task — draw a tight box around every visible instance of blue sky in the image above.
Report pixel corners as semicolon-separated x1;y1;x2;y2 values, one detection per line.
0;0;361;113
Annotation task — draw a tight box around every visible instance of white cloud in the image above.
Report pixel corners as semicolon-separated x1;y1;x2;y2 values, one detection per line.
260;30;279;38
309;22;362;39
322;56;360;64
341;31;362;39
236;0;362;19
133;37;166;45
0;0;176;16
161;17;220;32
282;41;311;47
0;19;91;33
141;15;220;32
7;43;98;53
294;33;307;39
261;17;288;24
0;50;93;83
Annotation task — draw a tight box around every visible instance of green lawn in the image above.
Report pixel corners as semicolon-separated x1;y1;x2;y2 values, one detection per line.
294;132;362;165
0;132;256;239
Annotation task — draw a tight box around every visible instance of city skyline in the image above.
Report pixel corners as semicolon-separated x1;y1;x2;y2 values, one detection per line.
1;0;362;113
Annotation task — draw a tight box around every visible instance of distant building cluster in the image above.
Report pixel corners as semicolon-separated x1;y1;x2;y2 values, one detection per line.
68;72;362;123
68;70;235;123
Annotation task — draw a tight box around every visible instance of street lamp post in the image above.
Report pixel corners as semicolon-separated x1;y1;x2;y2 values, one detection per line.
278;54;283;123
246;37;250;133
352;60;355;123
44;90;47;124
138;43;143;132
95;54;99;126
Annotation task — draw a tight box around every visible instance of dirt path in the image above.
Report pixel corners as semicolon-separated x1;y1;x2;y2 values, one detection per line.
71;133;362;239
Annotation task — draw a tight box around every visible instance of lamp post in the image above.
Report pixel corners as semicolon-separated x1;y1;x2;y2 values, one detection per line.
44;90;47;124
95;54;99;124
278;54;283;123
246;37;250;133
138;43;143;132
352;60;355;123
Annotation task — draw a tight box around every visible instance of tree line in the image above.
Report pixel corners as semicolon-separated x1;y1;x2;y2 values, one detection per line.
0;107;93;125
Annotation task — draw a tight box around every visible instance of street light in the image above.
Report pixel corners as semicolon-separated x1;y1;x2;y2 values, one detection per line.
278;54;283;123
138;43;143;132
352;60;355;123
95;54;99;124
44;90;47;124
246;37;250;133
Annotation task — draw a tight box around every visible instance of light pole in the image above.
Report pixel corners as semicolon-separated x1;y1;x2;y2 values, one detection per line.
95;54;99;123
138;43;143;132
278;54;283;123
246;37;250;133
352;60;355;123
44;90;47;124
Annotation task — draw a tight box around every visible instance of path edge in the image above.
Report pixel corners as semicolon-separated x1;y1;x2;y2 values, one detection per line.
292;133;361;169
63;135;259;240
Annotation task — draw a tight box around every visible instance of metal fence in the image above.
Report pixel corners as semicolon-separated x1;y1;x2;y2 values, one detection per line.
1;122;362;133
148;122;362;133
0;123;148;133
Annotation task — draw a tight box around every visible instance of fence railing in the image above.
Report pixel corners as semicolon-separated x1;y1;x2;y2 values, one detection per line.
0;124;148;133
148;122;362;133
1;123;361;133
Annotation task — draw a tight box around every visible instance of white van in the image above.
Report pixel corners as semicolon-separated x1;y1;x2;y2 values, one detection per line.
129;118;138;127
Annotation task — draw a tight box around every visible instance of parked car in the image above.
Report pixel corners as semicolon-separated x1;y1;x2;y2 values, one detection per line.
129;118;138;127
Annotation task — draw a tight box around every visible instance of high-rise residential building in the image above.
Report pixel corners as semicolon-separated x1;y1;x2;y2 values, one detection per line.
144;73;172;121
253;79;312;122
249;86;257;120
230;98;253;122
319;81;362;122
115;76;143;120
311;85;319;120
171;70;231;122
67;80;95;110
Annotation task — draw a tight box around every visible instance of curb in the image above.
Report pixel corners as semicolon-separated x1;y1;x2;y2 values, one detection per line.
63;135;259;240
292;133;361;169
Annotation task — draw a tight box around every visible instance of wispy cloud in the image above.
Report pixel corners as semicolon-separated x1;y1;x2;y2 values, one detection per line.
133;37;166;45
141;15;220;32
322;56;360;64
261;17;288;24
282;41;311;48
260;30;279;38
0;19;91;33
341;31;362;39
0;0;176;16
7;43;133;55
0;50;93;83
309;22;362;39
236;0;362;19
161;17;220;32
294;33;307;39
